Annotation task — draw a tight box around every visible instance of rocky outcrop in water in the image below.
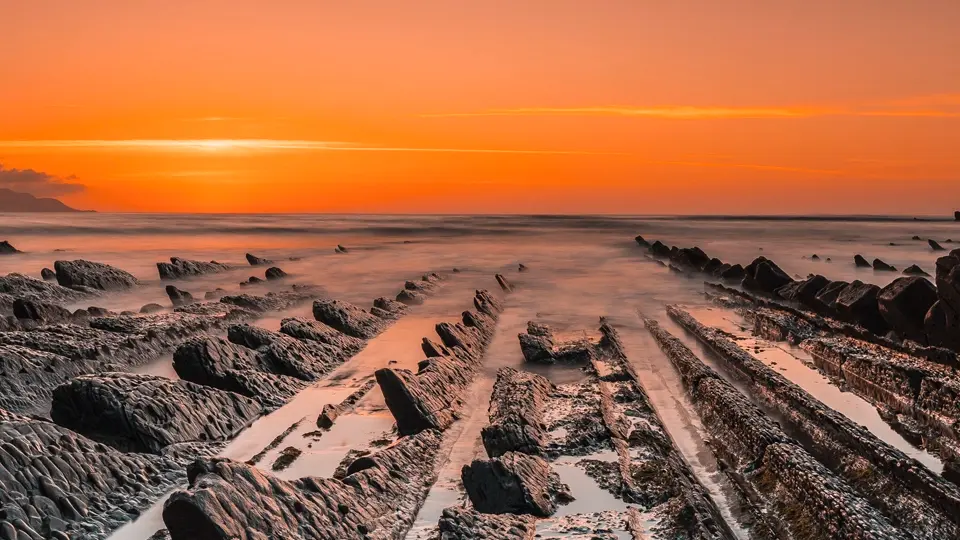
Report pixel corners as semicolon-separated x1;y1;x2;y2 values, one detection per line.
245;253;272;265
664;306;960;538
157;257;230;280
50;372;262;453
926;250;960;351
834;280;888;334
904;264;930;276
376;289;503;435
0;241;19;254
313;298;387;338
878;276;937;343
55;260;139;291
41;267;56;280
930;239;946;251
742;256;793;293
518;322;594;364
264;266;287;280
873;258;897;271
173;336;307;409
165;285;195;307
227;324;346;381
437;507;536;540
12;298;75;325
162;429;442;540
0;273;91;306
462;452;567;517
481;368;553;458
140;303;164;313
854;254;871;268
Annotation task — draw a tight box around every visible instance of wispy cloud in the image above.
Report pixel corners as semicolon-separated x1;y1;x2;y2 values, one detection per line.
423;96;960;120
646;160;843;176
0;163;85;196
0;139;618;155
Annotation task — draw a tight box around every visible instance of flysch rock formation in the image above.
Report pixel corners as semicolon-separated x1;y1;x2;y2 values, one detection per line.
451;321;736;540
162;429;443;540
0;240;20;254
50;372;262;454
662;305;960;539
0;407;182;539
157;257;231;280
244;253;272;266
375;289;503;435
54;260;139;292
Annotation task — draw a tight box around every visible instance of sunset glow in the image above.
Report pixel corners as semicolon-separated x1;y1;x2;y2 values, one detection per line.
2;1;958;214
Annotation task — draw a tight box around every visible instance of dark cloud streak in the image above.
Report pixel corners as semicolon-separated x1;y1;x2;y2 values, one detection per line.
0;164;85;197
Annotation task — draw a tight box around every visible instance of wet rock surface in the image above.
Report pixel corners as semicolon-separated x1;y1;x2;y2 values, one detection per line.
165;285;195;307
264;266;287;280
878;276;937;343
437;507;536;540
41;267;56;280
157;257;230;280
54;260;139;291
244;253;272;265
376;289;503;435
665;305;960;539
50;372;262;454
162;429;443;540
462;452;568;517
0;407;182;539
0;240;19;254
481;367;553;458
1;273;91;306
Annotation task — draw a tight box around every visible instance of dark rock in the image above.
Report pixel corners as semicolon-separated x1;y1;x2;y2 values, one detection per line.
12;298;74;324
925;301;960;351
0;407;181;538
372;296;408;316
54;259;138;291
776;274;829;306
162;430;442;540
280;317;365;356
672;247;710;270
482;368;552;458
245;253;272;265
742;257;793;293
873;258;897;271
40;267;56;280
165;285;195;307
227;324;345;381
811;254;821;260
86;306;113;317
313;299;385;338
701;258;724;275
396;289;425;305
264;267;287;280
956;211;960;221
204;288;226;300
518;263;528;272
634;235;650;247
376;290;500;435
719;264;745;282
173;336;306;409
649;240;671;257
495;273;514;292
518;332;554;363
140;303;164;313
50;373;262;453
140;303;165;313
835;281;888;334
878;277;938;343
903;264;930;276
219;287;317;313
931;239;946;251
813;280;850;314
317;404;338;429
913;235;922;240
437;507;536;540
0;241;19;254
334;244;349;253
462;452;566;517
854;254;871;268
157;257;230;280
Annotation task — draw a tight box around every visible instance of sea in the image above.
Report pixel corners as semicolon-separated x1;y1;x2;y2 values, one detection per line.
1;213;957;539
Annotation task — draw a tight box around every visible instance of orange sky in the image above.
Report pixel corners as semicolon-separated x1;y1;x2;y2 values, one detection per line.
1;1;959;214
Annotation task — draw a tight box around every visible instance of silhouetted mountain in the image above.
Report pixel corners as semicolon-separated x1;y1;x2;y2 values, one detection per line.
0;188;90;212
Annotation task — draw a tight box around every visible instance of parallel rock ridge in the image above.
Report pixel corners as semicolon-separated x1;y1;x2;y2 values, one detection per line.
664;306;960;538
54;259;139;291
162;429;443;540
157;257;230;280
50;372;262;454
644;316;914;540
376;288;504;436
0;407;182;539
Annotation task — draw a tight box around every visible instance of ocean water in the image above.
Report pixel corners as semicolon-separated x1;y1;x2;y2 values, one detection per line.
2;213;958;538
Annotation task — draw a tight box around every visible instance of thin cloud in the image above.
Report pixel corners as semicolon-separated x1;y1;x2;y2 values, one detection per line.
423;97;960;120
0;163;85;196
648;160;843;176
0;139;618;155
